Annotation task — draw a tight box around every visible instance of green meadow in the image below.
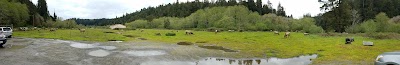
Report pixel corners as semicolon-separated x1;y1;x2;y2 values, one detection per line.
14;29;400;64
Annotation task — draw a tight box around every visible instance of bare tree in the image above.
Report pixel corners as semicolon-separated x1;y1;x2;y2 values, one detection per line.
350;9;361;26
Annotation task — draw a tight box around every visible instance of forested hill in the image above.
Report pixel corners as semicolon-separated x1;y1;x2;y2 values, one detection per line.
1;0;57;27
73;0;289;26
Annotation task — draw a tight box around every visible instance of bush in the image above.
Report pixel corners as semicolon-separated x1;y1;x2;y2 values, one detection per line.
360;20;377;33
389;15;400;24
165;33;176;36
126;20;149;29
385;24;400;33
366;33;400;39
345;25;363;33
304;25;324;33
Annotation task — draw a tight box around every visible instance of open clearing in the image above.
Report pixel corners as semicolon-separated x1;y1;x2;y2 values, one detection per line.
13;29;400;65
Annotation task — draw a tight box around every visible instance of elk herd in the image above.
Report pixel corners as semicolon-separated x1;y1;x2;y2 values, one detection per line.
18;27;310;38
274;31;309;38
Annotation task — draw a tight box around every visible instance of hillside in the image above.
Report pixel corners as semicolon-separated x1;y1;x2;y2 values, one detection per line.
73;0;287;26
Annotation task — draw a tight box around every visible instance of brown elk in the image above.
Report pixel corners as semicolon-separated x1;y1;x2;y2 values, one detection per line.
185;30;194;35
274;31;280;35
284;32;291;38
304;33;309;36
215;30;219;34
79;29;86;32
50;28;57;32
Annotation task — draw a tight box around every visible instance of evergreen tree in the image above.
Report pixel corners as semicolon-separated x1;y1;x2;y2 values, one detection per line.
37;0;50;20
227;0;237;6
216;0;227;6
276;3;286;17
52;12;57;21
256;0;262;14
247;0;257;12
320;0;352;32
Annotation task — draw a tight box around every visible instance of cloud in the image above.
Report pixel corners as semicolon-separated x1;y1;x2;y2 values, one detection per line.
265;0;324;18
31;0;323;19
31;0;181;19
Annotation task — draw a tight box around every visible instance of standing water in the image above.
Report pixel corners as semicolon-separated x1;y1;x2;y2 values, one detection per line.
141;54;318;65
88;50;111;57
122;50;167;56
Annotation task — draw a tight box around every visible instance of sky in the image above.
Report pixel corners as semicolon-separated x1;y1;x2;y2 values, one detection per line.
31;0;324;19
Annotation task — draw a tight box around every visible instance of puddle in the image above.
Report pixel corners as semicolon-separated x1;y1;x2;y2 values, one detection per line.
109;41;123;43
70;43;97;49
141;54;318;65
69;42;117;50
195;41;207;43
3;45;27;50
198;45;238;52
104;32;114;33
138;38;147;40
9;45;27;49
88;50;111;57
141;61;196;65
177;42;193;45
122;50;166;56
108;40;124;43
98;46;117;50
123;35;140;38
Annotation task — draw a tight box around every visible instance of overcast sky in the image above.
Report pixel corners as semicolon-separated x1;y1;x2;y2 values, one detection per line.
31;0;324;19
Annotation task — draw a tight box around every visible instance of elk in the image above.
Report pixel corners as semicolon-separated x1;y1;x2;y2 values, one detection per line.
50;28;57;32
79;29;86;32
185;30;194;35
284;32;291;38
304;33;309;36
215;30;219;34
274;31;280;35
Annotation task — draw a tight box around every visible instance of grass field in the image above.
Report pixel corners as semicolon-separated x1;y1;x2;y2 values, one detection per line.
14;29;400;64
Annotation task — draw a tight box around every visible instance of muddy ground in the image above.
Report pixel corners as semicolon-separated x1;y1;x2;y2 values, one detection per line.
0;38;316;65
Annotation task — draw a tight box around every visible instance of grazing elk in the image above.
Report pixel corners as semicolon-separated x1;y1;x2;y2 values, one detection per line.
19;27;28;31
50;28;57;32
274;31;280;35
79;28;86;32
304;33;309;36
185;30;194;35
284;32;291;38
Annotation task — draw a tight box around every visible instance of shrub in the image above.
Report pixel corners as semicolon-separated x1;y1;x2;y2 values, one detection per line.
385;24;400;33
345;25;363;33
360;20;377;33
389;15;400;24
304;25;324;33
366;33;400;39
165;33;176;36
177;42;193;45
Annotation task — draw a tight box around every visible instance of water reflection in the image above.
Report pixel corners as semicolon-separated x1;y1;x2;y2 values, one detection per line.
198;45;238;52
122;50;166;56
88;49;110;57
141;54;317;65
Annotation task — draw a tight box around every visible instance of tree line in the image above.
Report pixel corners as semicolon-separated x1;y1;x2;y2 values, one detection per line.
318;0;400;33
126;6;324;33
0;0;79;28
74;0;289;26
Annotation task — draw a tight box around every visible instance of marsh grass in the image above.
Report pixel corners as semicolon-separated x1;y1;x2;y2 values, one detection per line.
14;29;400;64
